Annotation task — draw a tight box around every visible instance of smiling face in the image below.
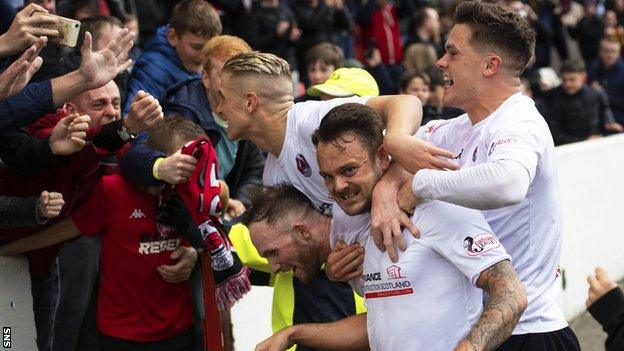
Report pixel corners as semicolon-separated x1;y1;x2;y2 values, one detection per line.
249;216;323;284
317;133;389;216
215;73;252;140
436;24;485;110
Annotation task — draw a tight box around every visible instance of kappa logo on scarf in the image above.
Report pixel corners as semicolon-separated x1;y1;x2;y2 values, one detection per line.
463;233;500;256
296;154;312;177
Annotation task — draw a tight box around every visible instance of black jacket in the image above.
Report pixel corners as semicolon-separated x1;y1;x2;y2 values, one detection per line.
540;85;607;145
588;287;624;351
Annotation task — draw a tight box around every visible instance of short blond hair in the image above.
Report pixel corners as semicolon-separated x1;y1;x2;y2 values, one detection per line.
222;51;291;79
202;35;252;72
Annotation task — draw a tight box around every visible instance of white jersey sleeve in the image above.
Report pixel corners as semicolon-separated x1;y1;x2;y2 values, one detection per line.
415;201;511;286
412;159;531;210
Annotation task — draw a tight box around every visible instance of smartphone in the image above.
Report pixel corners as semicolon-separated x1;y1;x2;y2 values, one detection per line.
32;11;81;48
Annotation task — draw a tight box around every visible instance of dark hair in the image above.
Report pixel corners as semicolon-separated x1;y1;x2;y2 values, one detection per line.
169;0;222;38
409;6;435;34
311;103;384;156
147;115;206;153
399;71;431;92
241;183;316;227
560;59;586;74
75;16;123;53
306;42;345;69
454;1;536;76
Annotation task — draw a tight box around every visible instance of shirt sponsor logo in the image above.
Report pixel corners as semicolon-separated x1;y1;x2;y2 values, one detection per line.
488;138;518;156
129;208;146;219
295;154;312;177
138;236;181;254
463;233;500;256
363;266;413;299
472;146;478;162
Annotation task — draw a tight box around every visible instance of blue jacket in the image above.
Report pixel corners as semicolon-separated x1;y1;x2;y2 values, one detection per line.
588;59;624;124
123;25;201;113
120;78;265;203
0;80;54;135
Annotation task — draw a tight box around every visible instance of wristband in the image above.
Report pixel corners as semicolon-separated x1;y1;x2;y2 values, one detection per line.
153;157;164;180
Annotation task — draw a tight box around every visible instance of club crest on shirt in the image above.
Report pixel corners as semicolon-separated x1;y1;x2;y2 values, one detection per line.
296;154;312;177
386;265;406;279
463;233;500;256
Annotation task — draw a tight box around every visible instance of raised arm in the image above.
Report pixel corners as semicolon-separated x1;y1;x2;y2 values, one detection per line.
0;217;81;256
51;29;134;107
255;313;369;351
456;260;527;351
366;94;458;172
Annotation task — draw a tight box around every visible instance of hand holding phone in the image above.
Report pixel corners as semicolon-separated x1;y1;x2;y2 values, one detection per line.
32;10;81;48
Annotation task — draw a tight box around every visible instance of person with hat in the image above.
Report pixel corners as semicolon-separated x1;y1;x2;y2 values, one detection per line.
306;67;379;100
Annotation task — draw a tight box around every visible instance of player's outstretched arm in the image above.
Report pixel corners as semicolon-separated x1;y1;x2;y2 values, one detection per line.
0;218;80;256
457;260;527;351
366;95;458;172
255;313;369;351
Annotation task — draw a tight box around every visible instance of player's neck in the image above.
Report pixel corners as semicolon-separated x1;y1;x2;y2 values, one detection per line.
466;84;520;125
319;216;333;263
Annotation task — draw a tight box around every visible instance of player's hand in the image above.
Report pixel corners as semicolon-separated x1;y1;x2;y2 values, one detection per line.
157;150;198;184
38;191;64;219
586;266;618;308
370;180;419;263
157;246;198;283
255;327;294;351
0;3;58;57
0;36;46;99
397;177;421;214
49;113;91;155
384;134;459;173
227;198;246;218
325;240;364;282
124;90;163;135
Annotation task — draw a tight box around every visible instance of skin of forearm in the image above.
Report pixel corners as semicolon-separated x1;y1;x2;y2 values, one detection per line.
289;314;369;351
466;261;527;351
51;70;92;107
368;95;421;137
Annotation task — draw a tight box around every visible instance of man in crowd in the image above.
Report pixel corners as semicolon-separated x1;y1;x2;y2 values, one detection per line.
588;37;624;126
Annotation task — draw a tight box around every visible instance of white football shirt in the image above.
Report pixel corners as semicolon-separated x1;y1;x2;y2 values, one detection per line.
332;200;510;351
263;97;370;215
413;92;567;334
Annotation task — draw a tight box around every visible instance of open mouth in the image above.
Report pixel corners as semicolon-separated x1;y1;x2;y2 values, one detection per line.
443;76;454;88
339;192;359;201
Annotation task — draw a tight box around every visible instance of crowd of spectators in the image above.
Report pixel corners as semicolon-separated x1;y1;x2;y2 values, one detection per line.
1;0;624;350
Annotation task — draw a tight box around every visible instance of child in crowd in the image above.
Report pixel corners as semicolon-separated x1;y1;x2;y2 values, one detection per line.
295;42;345;102
123;0;222;113
0;117;241;351
399;70;431;107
